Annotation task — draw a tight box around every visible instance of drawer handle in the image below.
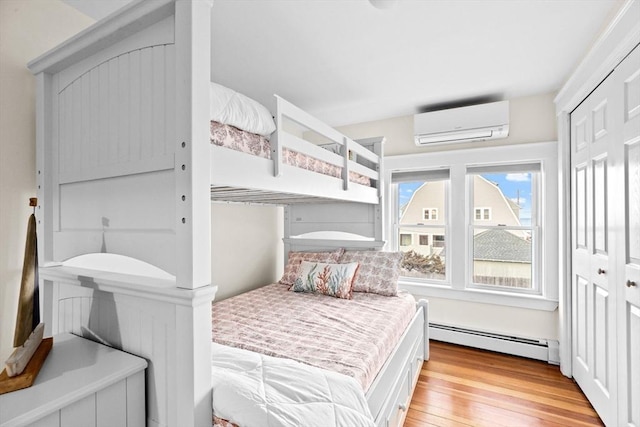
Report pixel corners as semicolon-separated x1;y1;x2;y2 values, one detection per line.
398;403;407;411
598;268;606;275
627;280;637;288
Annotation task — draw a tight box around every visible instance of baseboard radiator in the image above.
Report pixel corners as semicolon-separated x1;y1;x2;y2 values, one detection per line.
429;323;560;364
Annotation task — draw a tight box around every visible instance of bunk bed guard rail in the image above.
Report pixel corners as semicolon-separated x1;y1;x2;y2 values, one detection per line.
271;95;382;194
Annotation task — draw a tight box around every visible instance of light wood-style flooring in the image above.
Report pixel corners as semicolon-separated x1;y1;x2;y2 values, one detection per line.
405;341;603;427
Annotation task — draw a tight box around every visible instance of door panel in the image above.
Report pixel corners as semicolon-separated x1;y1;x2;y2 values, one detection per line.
593;285;609;393
627;141;640;262
572;41;640;427
593;157;608;255
576;275;589;369
618;45;640;427
576;165;588;249
627;305;640;426
571;63;617;427
592;100;609;142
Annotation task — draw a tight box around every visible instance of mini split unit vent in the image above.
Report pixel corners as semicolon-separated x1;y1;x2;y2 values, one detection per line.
414;100;509;146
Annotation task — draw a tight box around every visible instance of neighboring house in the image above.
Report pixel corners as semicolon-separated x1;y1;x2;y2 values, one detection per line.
399;175;531;286
473;228;531;288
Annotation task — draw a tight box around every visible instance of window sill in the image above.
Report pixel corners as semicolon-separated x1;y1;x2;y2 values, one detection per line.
399;280;559;311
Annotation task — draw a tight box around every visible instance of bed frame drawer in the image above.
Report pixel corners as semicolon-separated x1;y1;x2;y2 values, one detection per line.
378;331;423;427
368;302;427;427
385;368;412;427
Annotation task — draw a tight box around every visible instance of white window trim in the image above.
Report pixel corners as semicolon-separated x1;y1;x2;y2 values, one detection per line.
385;141;559;311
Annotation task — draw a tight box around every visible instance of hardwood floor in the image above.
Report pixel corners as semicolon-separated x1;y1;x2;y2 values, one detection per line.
405;341;603;427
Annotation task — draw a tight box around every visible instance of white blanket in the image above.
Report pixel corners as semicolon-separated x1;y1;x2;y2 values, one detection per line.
212;343;375;427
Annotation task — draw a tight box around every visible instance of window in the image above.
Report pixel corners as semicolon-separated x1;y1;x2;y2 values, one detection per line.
392;169;449;281
474;207;491;220
386;142;558;310
422;208;438;220
468;164;539;292
400;233;412;246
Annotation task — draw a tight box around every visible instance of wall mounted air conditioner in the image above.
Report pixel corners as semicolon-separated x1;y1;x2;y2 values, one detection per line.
414;100;509;146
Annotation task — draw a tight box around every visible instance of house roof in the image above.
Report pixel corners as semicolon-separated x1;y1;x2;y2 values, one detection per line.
474;229;531;263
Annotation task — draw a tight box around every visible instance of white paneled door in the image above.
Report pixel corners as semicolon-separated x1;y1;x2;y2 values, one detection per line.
571;64;617;427
571;44;640;427
615;44;640;427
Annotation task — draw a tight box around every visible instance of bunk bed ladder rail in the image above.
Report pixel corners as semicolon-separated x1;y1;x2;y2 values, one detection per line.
341;136;350;191
270;95;381;194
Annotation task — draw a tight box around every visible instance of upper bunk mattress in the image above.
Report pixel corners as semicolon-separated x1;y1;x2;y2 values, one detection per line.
211;283;415;391
210;121;371;186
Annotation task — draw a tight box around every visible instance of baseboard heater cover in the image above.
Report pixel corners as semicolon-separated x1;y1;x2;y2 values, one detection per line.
429;323;560;364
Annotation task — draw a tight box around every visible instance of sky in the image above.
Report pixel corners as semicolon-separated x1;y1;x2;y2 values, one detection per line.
399;172;533;225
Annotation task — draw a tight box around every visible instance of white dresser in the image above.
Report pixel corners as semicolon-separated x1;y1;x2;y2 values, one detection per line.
0;333;147;427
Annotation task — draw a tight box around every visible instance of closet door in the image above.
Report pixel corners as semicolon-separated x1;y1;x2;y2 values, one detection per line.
570;70;618;426
615;44;640;427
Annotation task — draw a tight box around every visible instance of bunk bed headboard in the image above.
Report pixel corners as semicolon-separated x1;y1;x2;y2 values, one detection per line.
283;201;386;256
28;0;212;289
28;1;216;426
28;1;388;427
40;259;216;427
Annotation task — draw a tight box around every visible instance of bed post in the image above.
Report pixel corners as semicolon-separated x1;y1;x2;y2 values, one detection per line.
174;0;213;426
418;299;430;361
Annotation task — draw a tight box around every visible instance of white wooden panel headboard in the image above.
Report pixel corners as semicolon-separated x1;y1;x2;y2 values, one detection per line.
42;261;216;427
283;201;386;256
35;11;179;275
30;1;215;426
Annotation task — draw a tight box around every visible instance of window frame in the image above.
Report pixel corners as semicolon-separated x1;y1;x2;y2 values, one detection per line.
384;142;559;311
474;207;491;221
399;233;412;246
467;167;540;295
422;208;438;221
391;170;450;285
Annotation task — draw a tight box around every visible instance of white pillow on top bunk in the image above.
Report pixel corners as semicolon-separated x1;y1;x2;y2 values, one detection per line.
210;82;276;138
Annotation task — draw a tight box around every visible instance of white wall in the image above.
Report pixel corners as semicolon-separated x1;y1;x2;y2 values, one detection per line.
337;92;558;156
0;0;94;363
211;204;283;301
335;92;560;341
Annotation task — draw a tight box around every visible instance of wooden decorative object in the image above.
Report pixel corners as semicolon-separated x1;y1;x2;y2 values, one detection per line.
0;337;53;395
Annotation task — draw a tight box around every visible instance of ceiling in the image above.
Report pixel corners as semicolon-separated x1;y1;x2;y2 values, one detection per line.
62;0;623;127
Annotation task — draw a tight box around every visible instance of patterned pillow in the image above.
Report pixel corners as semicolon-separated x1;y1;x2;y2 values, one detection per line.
279;249;345;286
291;261;359;299
338;251;403;296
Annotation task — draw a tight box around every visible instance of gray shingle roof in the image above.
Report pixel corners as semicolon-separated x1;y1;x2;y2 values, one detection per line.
474;229;531;263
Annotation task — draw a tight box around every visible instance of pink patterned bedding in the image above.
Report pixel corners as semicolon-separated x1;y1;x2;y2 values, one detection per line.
210;121;371;186
213;416;236;427
211;283;416;391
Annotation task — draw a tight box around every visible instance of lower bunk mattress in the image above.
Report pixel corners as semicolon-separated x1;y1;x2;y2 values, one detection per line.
211;283;417;426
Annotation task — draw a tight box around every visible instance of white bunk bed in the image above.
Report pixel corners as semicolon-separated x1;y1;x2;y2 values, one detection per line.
26;1;428;426
210;95;383;205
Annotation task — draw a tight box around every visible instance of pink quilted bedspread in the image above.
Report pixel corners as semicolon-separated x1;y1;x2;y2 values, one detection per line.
211;284;416;391
210;121;371;186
